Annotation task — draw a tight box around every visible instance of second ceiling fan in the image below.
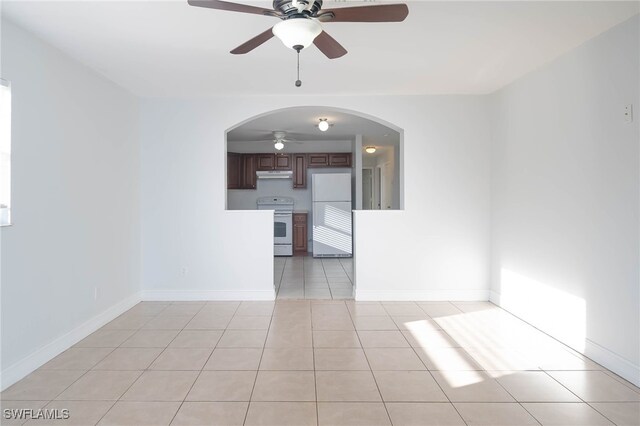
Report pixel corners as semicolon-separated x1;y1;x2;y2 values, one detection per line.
187;0;409;59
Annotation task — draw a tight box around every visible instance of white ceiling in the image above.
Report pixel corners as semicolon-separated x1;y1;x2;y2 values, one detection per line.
3;1;638;97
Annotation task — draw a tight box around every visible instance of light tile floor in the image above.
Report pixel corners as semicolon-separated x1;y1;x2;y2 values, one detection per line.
274;257;354;300
2;301;639;425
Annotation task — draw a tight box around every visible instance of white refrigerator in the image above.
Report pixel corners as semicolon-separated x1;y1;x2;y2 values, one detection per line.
312;173;353;257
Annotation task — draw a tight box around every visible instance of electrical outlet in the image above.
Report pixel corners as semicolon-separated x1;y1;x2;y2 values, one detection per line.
181;267;189;276
94;287;98;301
624;104;633;123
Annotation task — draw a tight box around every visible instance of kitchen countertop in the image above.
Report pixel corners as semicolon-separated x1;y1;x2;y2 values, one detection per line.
293;210;308;214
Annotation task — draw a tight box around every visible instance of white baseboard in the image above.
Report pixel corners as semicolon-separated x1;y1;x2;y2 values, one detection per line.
585;339;640;387
355;289;490;301
141;290;276;301
0;292;141;391
491;290;640;388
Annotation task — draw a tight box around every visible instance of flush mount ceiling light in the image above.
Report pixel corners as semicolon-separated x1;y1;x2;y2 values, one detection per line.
274;140;285;150
365;146;377;154
272;18;322;51
318;118;330;132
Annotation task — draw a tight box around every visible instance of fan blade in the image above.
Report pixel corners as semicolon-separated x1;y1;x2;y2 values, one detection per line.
313;31;347;59
187;0;281;17
317;4;408;22
231;28;275;54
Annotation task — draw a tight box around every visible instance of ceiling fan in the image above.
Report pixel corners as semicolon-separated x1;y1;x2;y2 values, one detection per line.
187;0;409;60
259;131;303;150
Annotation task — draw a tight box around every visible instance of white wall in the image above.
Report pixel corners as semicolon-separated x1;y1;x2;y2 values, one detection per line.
140;97;491;301
490;15;640;385
0;20;141;388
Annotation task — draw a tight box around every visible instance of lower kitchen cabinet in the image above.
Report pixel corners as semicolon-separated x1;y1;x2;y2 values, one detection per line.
293;212;308;255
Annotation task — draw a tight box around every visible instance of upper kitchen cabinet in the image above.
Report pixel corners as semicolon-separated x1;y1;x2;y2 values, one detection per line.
257;154;292;171
227;152;352;190
275;154;292;170
227;152;256;189
257;154;275;171
329;153;352;167
292;154;307;189
308;153;329;167
227;152;242;189
242;154;257;189
308;153;352;168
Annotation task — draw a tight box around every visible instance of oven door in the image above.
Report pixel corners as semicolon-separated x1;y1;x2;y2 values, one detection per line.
274;212;292;245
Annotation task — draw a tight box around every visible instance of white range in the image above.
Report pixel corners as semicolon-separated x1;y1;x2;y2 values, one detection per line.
257;196;294;256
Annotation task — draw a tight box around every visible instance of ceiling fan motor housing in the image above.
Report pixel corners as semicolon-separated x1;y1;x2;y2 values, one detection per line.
273;0;323;17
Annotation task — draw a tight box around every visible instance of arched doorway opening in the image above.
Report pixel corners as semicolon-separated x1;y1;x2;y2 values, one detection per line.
225;106;404;300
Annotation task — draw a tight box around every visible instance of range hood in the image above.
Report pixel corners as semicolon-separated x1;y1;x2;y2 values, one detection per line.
256;170;293;179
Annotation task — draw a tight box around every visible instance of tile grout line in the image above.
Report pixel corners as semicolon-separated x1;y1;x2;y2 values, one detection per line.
94;302;178;425
586;401;633;426
8;300;638;425
241;301;275;426
99;302;207;424
539;369;629;425
310;300;320;426
322;259;335;300
275;258;286;299
165;301;237;426
489;369;543;425
34;304;175;423
346;302;394;426
392;302;470;426
303;256;307;300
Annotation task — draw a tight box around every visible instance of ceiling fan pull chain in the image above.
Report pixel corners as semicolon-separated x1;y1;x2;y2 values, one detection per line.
295;47;302;87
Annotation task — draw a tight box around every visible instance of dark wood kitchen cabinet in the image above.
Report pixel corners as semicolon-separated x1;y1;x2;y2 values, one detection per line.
292;154;307;189
257;154;275;171
329;153;352;167
257;153;291;171
241;154;257;189
307;153;352;168
274;154;291;170
227;151;351;190
308;153;329;167
293;212;308;255
227;152;242;189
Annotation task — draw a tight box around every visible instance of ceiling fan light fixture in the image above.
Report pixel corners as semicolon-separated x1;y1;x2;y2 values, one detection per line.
272;18;322;50
318;118;329;132
274;141;285;150
365;146;377;154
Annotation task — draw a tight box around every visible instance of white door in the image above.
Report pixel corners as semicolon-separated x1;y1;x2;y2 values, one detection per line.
313;201;352;257
312;173;352;202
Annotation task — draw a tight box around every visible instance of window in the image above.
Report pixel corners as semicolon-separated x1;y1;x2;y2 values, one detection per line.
0;79;11;226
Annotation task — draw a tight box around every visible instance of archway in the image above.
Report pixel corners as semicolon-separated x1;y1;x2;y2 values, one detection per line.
224;106;404;299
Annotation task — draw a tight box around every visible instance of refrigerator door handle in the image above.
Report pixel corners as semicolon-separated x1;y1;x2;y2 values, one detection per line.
312;203;317;229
